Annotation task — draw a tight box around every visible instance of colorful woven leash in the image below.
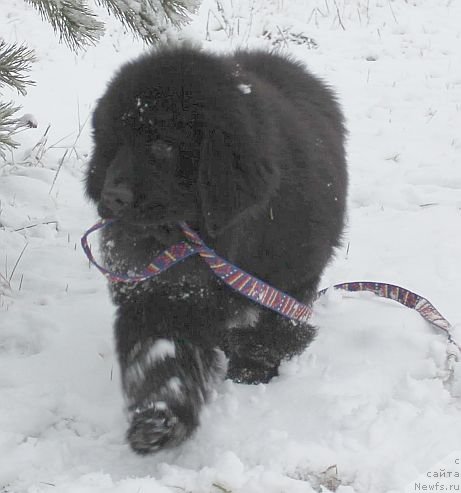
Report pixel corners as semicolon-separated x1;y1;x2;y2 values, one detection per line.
81;220;460;352
318;282;459;350
81;219;197;283
81;219;312;322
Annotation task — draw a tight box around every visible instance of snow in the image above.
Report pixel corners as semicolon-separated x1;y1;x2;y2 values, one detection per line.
148;339;176;360
1;0;461;492
237;83;252;94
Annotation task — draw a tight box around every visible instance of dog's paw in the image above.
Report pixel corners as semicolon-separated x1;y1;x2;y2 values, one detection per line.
226;356;279;384
127;402;191;455
225;322;316;384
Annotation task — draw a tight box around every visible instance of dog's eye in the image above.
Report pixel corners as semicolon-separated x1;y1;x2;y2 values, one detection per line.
151;140;174;161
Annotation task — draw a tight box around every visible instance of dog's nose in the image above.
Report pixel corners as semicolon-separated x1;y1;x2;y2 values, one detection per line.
101;185;133;216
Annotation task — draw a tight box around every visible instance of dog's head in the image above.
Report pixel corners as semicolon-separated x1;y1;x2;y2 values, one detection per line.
85;47;280;239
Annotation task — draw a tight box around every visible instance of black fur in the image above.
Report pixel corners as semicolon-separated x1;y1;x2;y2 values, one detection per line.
85;45;347;454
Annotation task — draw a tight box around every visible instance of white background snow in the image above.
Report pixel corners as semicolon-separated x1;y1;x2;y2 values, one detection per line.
1;0;461;492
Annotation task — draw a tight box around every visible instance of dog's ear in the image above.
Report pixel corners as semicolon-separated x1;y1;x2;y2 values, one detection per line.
198;127;280;237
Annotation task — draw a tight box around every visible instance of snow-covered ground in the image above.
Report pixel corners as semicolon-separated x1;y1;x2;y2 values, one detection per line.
1;1;461;492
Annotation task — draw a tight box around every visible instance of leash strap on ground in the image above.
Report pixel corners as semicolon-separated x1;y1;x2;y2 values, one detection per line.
81;220;460;351
323;282;460;352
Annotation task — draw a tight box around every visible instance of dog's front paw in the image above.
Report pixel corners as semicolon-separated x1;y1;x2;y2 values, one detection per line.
226;355;279;384
127;402;192;455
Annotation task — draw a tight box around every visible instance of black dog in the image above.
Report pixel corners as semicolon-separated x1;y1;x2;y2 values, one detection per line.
85;45;347;454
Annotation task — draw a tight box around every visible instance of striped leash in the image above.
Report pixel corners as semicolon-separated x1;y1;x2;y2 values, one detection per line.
81;219;460;355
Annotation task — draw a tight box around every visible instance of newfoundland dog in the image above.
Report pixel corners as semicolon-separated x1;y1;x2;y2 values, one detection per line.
85;44;347;454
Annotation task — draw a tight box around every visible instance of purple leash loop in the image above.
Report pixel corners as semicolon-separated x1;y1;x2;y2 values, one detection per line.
81;219;197;283
81;220;460;352
81;219;313;322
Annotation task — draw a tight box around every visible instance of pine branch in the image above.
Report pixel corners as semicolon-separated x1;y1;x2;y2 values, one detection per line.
97;0;199;44
25;0;105;52
160;0;201;24
0;101;22;159
0;41;36;96
0;102;37;160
